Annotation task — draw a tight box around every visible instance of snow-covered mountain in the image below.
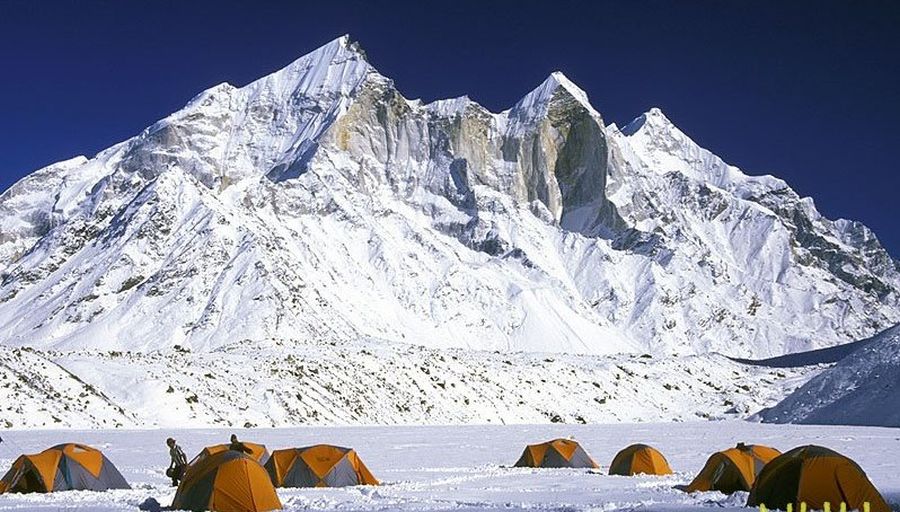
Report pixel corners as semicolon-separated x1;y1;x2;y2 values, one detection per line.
759;324;900;427
1;35;898;358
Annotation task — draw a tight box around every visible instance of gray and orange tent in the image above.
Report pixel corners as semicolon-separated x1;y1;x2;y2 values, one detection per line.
747;445;889;512
682;443;780;494
190;442;270;467
264;445;378;487
0;443;129;493
608;444;673;476
172;450;281;512
513;439;598;469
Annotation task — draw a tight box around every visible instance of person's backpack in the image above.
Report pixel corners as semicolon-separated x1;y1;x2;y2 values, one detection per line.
166;465;185;479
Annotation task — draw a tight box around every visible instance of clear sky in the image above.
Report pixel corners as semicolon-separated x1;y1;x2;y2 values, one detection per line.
1;1;898;256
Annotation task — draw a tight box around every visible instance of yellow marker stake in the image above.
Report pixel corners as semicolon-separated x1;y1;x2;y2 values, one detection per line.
840;503;847;512
824;502;830;512
864;502;870;512
800;502;807;512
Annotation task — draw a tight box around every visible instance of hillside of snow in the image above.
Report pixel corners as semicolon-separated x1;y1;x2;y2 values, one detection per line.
759;324;900;427
0;339;816;429
0;35;898;360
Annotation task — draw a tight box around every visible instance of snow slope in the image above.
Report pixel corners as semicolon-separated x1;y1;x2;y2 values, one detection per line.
0;35;897;358
0;422;897;511
732;332;878;368
0;340;814;429
759;324;900;427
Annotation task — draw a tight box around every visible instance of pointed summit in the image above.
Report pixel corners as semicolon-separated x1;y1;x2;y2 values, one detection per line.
340;34;369;60
240;34;372;100
514;72;593;111
547;71;593;108
621;107;673;136
508;71;600;126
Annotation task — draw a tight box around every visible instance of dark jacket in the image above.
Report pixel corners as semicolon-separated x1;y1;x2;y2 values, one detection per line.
228;441;252;454
169;444;187;468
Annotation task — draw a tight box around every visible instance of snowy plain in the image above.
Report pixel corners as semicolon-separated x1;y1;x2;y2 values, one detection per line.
0;422;897;511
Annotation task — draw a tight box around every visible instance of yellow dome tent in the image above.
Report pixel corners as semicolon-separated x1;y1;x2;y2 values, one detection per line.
264;445;378;487
513;439;598;469
0;443;129;493
747;445;889;512
683;443;780;493
172;450;281;512
608;444;673;476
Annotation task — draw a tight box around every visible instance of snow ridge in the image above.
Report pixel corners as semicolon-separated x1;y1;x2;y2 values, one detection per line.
759;324;900;427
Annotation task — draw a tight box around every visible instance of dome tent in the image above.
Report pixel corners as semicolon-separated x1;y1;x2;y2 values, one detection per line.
747;445;889;512
682;443;780;493
513;439;598;469
264;444;378;487
608;444;673;476
0;443;130;493
172;450;281;512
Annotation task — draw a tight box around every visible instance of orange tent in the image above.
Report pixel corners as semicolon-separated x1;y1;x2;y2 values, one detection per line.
683;443;780;493
172;450;281;512
265;445;378;487
514;439;598;469
747;445;889;512
608;444;673;476
0;443;129;493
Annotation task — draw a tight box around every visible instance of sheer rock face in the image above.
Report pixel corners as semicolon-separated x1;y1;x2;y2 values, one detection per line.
0;35;897;357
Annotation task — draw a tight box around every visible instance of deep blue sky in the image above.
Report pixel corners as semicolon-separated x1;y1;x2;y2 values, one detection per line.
1;1;898;256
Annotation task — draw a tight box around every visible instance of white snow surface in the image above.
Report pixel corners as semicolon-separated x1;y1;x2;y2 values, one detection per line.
0;35;897;358
0;340;815;429
0;422;897;511
760;325;900;427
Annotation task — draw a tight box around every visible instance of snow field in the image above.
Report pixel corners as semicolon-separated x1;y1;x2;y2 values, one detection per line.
0;343;815;428
0;422;897;511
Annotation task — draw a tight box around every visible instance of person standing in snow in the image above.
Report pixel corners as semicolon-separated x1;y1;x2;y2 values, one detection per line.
228;434;252;454
166;438;187;487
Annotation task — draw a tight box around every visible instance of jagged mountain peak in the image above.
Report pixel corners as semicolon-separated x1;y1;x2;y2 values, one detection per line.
620;107;671;136
238;33;372;100
508;71;600;124
177;35;369;113
546;71;593;107
258;33;366;76
611;105;788;194
0;35;897;357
